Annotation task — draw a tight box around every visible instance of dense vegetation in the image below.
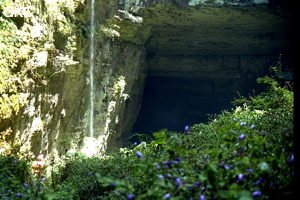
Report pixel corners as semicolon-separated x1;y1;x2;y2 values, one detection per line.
0;68;294;199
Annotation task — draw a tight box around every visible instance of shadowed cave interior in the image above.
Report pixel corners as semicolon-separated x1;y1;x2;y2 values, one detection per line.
130;58;268;143
126;4;293;145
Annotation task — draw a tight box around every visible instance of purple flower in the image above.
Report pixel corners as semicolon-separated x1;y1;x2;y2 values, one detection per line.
165;173;172;178
240;121;247;126
133;142;138;146
255;177;263;185
252;191;262;198
163;160;171;165
224;164;231;170
250;124;255;129
135;151;144;159
12;160;17;164
232;118;237;122
237;173;244;183
238;133;245;141
288;154;294;164
175;177;182;187
163;160;171;168
88;172;93;175
193;181;201;188
184;125;190;132
219;160;225;166
158;174;164;180
23;183;29;188
247;169;254;174
41;178;46;182
15;193;23;197
154;163;160;169
111;183;117;188
269;182;276;187
175;157;183;162
164;193;171;199
127;194;134;200
199;194;205;200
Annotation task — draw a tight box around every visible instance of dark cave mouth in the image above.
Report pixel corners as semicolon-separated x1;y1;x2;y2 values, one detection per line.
129;53;293;144
131;76;237;135
130;63;269;143
127;3;293;144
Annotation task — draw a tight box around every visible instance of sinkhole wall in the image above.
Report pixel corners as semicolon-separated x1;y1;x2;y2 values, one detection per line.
0;0;293;161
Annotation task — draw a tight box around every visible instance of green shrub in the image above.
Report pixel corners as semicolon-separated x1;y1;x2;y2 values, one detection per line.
49;69;293;199
0;156;52;199
1;67;293;199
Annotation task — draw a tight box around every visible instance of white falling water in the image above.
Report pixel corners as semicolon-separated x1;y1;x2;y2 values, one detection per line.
89;0;95;138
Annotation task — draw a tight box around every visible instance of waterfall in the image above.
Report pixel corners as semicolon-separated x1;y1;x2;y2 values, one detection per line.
89;0;95;138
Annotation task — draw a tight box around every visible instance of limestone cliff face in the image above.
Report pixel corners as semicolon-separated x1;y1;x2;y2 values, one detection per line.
0;0;293;160
0;0;151;159
1;0;85;160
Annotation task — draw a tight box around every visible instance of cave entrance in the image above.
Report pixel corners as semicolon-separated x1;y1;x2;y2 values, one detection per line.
130;54;270;141
129;4;293;143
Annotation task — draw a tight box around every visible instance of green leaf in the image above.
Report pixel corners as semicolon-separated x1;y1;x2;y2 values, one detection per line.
204;164;218;189
239;196;253;200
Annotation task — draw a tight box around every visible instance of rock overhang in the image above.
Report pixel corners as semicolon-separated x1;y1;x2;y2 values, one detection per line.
138;4;293;56
127;1;293;137
113;0;294;61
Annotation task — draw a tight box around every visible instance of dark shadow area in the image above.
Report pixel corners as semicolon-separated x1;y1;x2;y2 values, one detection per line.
127;1;294;145
130;76;267;143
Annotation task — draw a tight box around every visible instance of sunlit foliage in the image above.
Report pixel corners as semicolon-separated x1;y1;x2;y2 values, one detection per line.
0;66;293;199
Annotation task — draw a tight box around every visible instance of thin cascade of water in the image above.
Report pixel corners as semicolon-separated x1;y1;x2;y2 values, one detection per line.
89;0;95;137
